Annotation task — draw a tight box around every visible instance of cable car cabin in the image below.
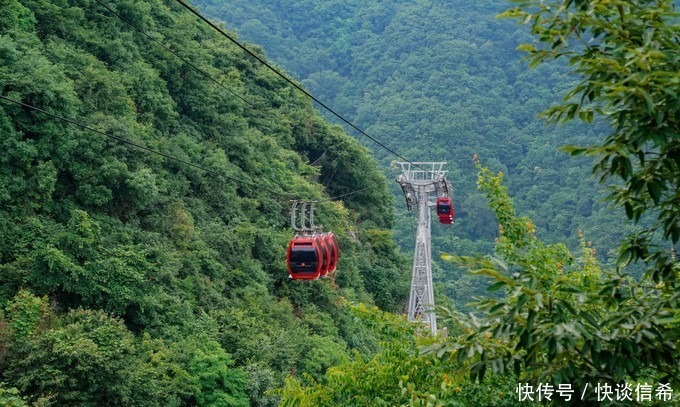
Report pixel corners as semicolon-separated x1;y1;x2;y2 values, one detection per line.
324;232;339;273
287;237;324;280
438;214;454;225
436;197;455;224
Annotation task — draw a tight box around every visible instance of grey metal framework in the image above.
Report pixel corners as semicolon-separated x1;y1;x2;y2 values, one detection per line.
290;200;321;234
396;162;450;334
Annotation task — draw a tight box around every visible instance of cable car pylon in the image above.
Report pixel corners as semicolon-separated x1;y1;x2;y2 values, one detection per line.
396;162;452;335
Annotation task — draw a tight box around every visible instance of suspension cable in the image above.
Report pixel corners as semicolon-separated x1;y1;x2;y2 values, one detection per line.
172;0;432;174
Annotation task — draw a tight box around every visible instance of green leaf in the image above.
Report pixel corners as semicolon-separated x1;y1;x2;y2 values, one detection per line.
487;281;507;292
624;202;633;219
646;180;662;204
579;311;599;328
640;89;654;113
516;44;537;52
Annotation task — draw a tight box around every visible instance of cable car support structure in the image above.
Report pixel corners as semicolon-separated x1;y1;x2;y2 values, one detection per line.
396;162;451;335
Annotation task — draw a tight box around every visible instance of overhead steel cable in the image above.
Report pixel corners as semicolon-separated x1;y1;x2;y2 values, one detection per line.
92;0;256;109
90;0;351;200
95;0;406;179
173;0;432;173
92;0;422;199
89;0;377;203
0;95;369;204
321;186;373;202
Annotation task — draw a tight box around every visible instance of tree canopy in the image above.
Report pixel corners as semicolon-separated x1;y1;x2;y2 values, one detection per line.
1;0;678;405
0;0;410;404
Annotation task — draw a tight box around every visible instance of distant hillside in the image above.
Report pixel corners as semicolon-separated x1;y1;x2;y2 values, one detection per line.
0;0;409;405
195;0;631;307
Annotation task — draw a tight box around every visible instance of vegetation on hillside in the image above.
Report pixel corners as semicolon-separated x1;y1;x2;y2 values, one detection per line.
1;0;677;405
282;156;677;405
282;0;679;404
194;0;632;311
0;0;409;405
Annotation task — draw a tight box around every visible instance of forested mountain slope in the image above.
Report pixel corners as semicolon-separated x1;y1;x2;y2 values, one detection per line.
0;0;411;405
277;0;680;402
195;0;633;307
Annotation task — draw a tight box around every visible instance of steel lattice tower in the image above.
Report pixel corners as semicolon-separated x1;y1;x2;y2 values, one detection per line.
396;162;450;335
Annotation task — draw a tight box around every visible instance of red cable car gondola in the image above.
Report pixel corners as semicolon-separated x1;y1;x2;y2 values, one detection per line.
286;236;325;280
286;201;342;281
436;197;455;225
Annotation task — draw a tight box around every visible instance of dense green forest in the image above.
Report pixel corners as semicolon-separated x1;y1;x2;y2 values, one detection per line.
255;0;678;405
195;0;637;308
1;0;678;406
0;0;412;404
